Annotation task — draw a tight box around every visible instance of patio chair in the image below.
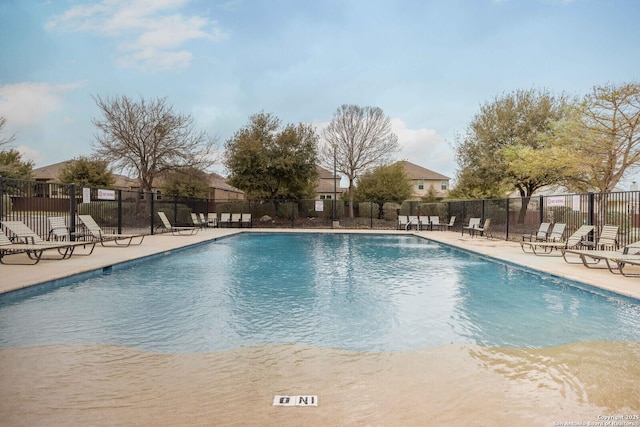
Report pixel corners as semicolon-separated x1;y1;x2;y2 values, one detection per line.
522;222;550;242
1;220;96;258
461;218;480;236
520;225;594;256
545;222;567;242
78;214;145;246
0;230;78;265
240;213;252;228
429;216;446;231
474;218;491;238
397;215;409;230
219;213;231;228
445;216;456;231
157;212;199;236
191;213;206;228
231;213;242;227
201;213;218;228
562;237;640;271
407;215;420;230
608;255;640;277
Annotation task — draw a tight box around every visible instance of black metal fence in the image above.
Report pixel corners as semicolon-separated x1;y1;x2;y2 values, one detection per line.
2;176;640;247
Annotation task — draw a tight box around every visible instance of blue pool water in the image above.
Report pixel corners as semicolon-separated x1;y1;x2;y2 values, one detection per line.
1;233;640;353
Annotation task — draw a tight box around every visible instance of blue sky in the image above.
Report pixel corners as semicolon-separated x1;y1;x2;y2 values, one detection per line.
1;0;639;185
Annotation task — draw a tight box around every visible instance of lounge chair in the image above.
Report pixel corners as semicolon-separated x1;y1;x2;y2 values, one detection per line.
461;218;480;236
191;213;206;228
220;213;231;228
520;225;594;255
522;222;551;242
157;212;199;235
545;223;567;242
429;216;446;231
0;231;81;264
445;216;456;231
397;215;409;230
78;214;145;246
607;255;640;277
475;218;491;238
231;213;242;227
1;220;96;258
201;213;218;228
407;215;420;230
240;213;252;228
562;237;640;271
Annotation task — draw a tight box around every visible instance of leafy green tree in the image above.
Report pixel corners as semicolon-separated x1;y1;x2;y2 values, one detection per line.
354;163;412;218
453;88;572;222
58;156;114;187
224;112;319;199
320;104;399;217
0;149;33;180
554;82;640;192
421;185;439;203
92;95;216;192
160;167;210;198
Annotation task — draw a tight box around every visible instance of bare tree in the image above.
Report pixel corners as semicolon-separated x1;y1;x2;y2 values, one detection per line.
558;82;640;192
92;95;216;192
320;105;399;217
0;116;16;148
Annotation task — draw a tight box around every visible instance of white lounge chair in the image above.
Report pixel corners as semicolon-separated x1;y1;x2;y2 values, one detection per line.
522;222;551;242
397;215;409;230
240;213;252;228
521;225;594;256
1;220;96;258
157;212;199;235
78;214;145;246
0;230;78;264
220;213;231;228
461;218;480;236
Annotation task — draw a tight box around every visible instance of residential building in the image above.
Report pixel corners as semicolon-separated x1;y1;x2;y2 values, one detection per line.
315;165;342;200
393;160;450;200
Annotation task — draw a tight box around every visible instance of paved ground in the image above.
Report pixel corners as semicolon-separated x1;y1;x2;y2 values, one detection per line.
2;228;639;300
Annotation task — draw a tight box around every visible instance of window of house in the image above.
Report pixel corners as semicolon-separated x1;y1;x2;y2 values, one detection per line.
441;181;447;190
418;180;424;190
326;195;332;199
320;195;325;200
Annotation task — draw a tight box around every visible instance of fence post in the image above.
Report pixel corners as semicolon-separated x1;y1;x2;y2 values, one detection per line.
117;190;123;234
505;198;510;240
539;195;544;223
291;201;295;228
481;199;485;222
150;192;155;235
370;201;373;229
69;184;77;239
588;192;595;226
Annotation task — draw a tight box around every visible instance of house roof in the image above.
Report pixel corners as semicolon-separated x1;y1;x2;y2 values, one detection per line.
393;160;450;180
32;161;74;181
208;172;243;193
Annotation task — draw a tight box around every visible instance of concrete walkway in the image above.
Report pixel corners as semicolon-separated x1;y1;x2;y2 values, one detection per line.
1;228;639;301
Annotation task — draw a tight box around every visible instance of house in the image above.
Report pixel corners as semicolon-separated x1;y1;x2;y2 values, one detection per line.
393;160;450;200
315;165;342;200
32;160;244;201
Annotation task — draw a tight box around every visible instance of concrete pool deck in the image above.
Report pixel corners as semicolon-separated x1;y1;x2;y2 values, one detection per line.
1;228;640;301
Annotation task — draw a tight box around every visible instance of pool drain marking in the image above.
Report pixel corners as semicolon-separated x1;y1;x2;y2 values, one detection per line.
273;395;317;407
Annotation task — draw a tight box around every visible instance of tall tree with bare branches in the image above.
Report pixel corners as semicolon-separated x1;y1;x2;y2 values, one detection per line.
92;95;216;192
320;104;399;217
0;116;16;148
555;82;640;192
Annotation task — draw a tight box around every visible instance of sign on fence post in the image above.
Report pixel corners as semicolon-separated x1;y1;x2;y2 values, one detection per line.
82;188;91;204
98;189;116;200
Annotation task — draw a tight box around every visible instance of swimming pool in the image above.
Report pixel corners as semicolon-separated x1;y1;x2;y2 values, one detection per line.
1;232;640;353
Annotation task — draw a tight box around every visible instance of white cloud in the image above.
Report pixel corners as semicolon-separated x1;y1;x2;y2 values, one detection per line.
17;145;46;166
46;0;227;70
0;82;84;128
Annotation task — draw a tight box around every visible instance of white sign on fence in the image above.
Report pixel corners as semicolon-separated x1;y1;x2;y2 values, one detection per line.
98;189;116;200
82;187;91;204
547;196;565;207
315;200;324;212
